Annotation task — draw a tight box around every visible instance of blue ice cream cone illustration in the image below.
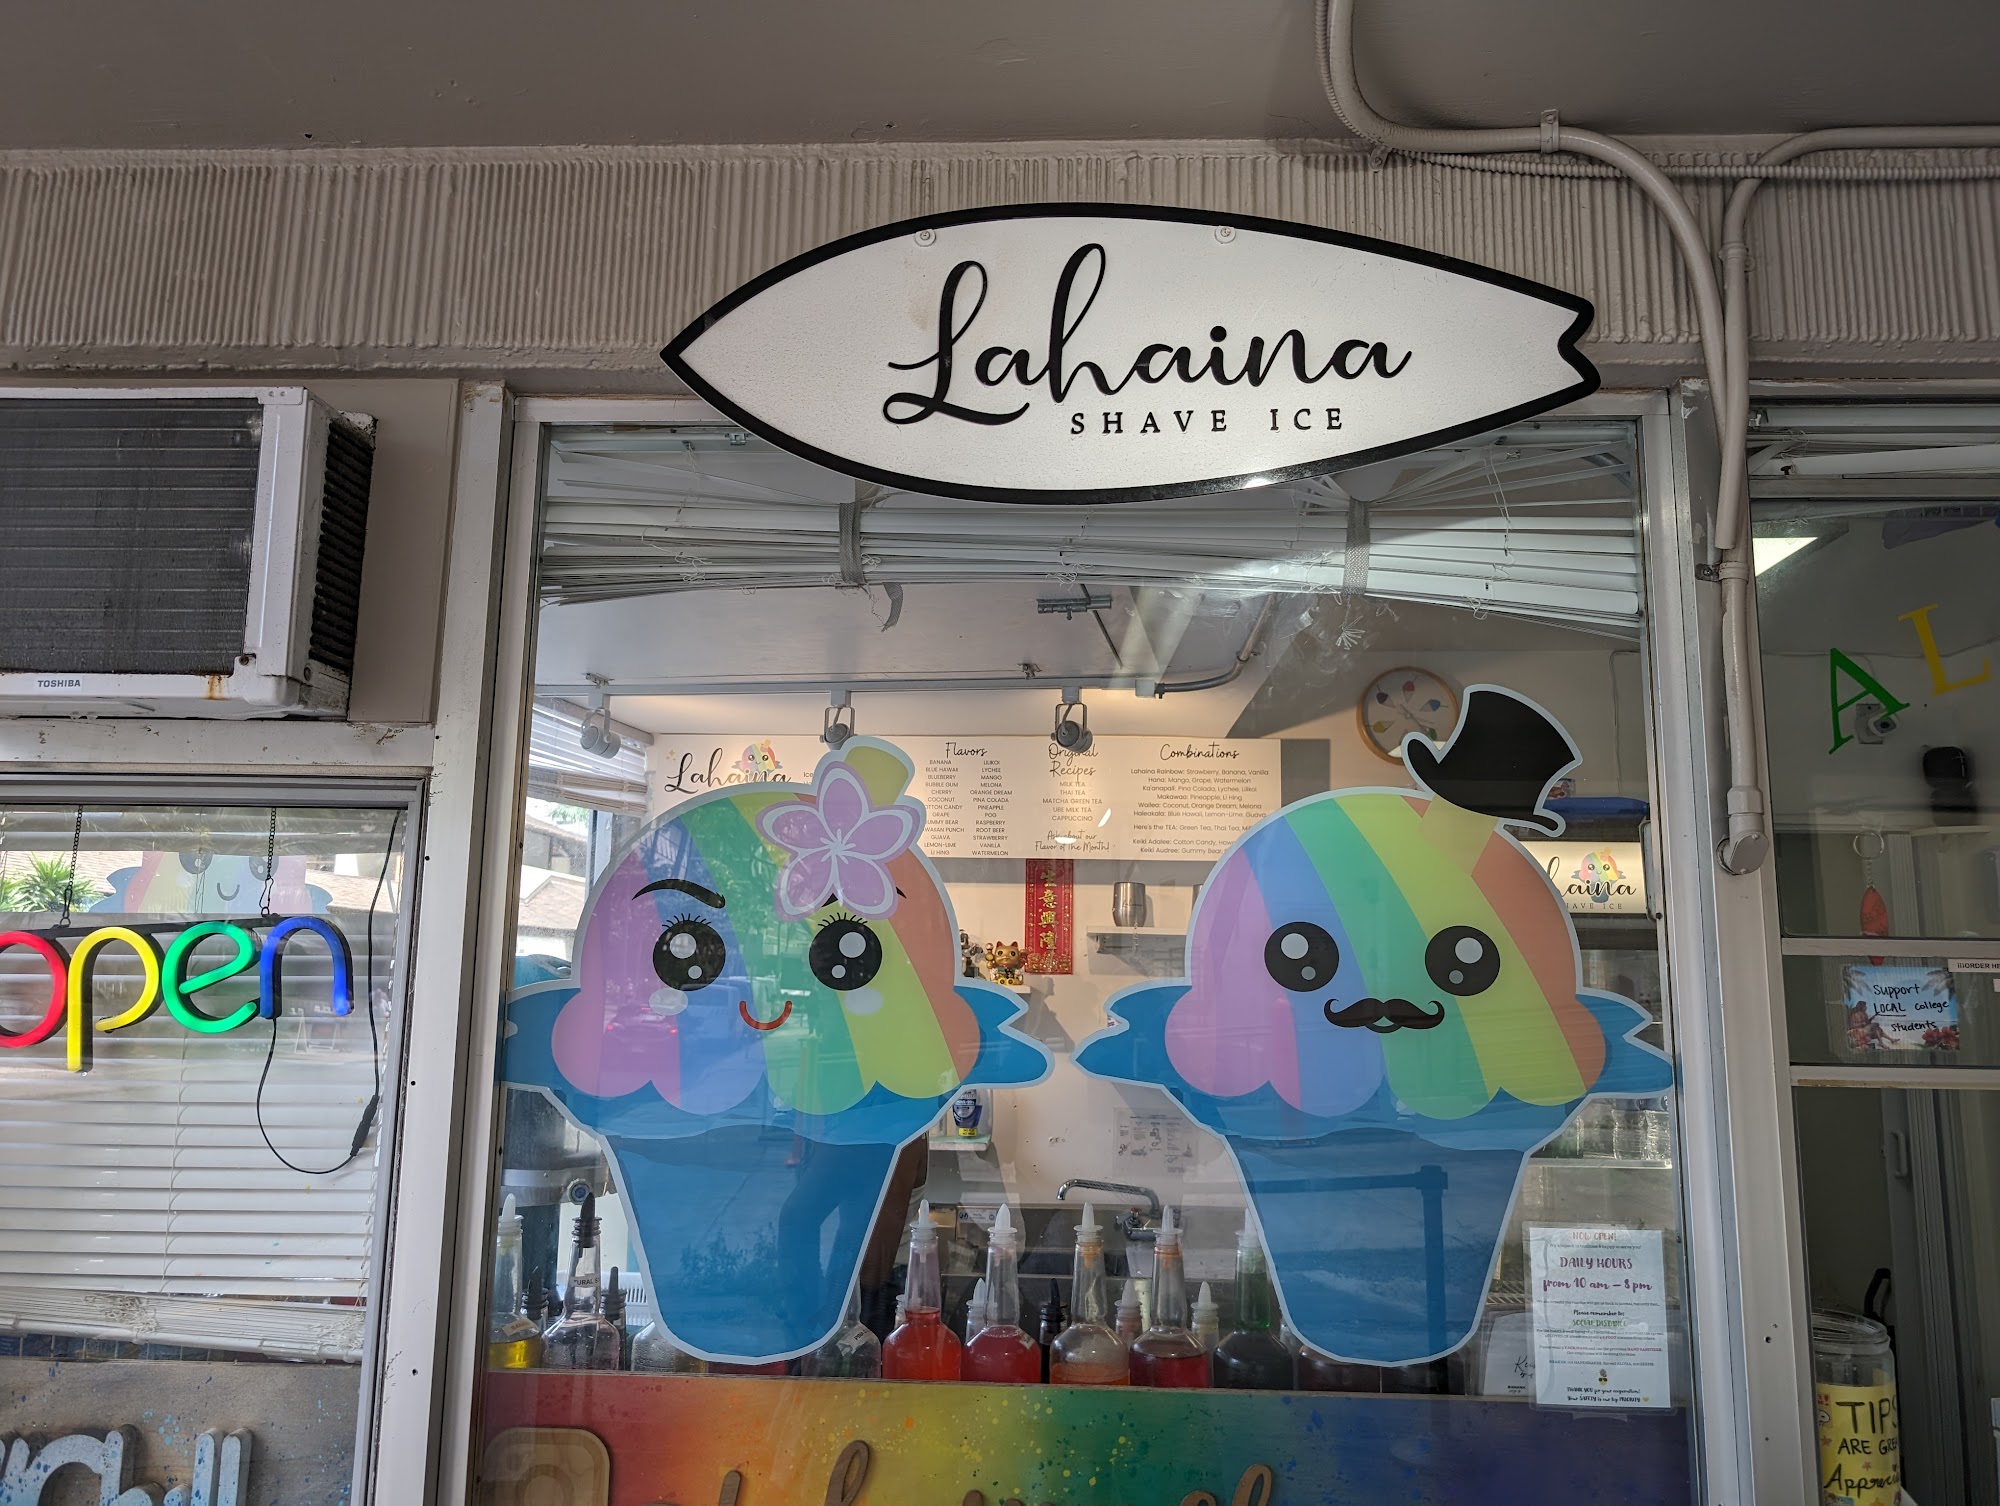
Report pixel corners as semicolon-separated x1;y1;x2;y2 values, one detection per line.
503;739;1049;1363
1076;687;1671;1365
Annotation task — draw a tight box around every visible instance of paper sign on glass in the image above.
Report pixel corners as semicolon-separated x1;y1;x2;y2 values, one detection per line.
1529;1226;1671;1409
1842;964;1958;1051
664;206;1598;505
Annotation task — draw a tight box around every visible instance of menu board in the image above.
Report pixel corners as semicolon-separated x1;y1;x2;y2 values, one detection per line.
1527;1226;1671;1410
650;734;1281;862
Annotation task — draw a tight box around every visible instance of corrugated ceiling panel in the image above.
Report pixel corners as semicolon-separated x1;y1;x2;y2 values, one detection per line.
0;144;1994;372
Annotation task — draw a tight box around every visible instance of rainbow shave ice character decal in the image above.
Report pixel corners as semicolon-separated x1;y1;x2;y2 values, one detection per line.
503;738;1050;1364
1076;686;1672;1366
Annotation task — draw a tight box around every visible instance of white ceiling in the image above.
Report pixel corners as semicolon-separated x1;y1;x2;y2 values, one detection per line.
5;1;1996;151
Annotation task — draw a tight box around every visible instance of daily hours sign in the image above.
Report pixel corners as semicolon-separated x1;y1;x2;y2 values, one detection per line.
663;204;1598;505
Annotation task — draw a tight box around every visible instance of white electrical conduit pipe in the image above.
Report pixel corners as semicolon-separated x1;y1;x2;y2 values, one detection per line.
1316;0;2000;874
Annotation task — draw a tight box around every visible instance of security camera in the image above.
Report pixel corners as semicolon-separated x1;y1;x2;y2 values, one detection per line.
1855;702;1898;744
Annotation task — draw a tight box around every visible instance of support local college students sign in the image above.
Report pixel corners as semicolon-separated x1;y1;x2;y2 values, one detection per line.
663;204;1598;504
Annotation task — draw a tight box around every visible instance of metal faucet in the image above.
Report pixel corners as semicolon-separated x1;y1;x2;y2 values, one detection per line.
1056;1179;1164;1242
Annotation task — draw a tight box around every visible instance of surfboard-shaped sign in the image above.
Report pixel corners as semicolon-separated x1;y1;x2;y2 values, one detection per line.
663;204;1598;506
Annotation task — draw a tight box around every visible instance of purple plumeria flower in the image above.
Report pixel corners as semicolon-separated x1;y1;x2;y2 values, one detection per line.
756;761;923;920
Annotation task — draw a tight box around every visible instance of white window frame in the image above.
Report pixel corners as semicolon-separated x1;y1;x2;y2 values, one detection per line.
0;772;425;1500
406;388;1785;1506
1717;379;2000;1506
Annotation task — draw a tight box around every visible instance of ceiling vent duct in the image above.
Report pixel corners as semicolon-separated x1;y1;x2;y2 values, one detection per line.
0;387;374;717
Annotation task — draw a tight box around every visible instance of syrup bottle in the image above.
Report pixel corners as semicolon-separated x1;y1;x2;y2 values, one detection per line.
963;1204;1041;1383
883;1200;962;1381
485;1194;544;1370
602;1267;633;1370
1128;1207;1209;1388
802;1286;882;1379
1295;1347;1383;1392
1192;1282;1221;1354
1113;1279;1143;1346
1035;1281;1066;1383
629;1316;706;1374
1212;1217;1293;1390
541;1193;624;1371
1049;1204;1128;1386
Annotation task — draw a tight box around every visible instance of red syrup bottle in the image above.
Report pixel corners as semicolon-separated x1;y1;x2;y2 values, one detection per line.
1128;1207;1210;1388
882;1199;963;1381
963;1204;1041;1384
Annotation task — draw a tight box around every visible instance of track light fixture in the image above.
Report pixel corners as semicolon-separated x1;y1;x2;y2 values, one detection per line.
578;699;622;758
1052;697;1093;754
822;692;856;749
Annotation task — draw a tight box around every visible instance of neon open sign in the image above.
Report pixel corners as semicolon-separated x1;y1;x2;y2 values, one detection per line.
0;917;351;1072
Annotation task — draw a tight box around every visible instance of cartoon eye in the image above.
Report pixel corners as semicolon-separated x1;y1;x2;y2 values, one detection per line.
810;916;883;993
1264;922;1340;993
653;917;728;992
1425;925;1501;996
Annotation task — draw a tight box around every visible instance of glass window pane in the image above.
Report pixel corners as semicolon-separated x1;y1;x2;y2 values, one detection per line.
1785;952;2000;1068
1795;1084;2000;1506
476;420;1701;1505
1753;412;2000;938
0;797;411;1499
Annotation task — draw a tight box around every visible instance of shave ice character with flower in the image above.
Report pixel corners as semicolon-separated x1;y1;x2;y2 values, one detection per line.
504;738;1050;1364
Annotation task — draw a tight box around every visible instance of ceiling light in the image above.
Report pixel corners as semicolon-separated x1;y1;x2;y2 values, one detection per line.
822;693;856;749
1753;536;1816;575
1051;698;1093;753
578;697;622;759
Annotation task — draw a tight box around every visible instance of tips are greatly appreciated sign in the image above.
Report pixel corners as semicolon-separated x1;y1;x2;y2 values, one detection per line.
663;205;1598;504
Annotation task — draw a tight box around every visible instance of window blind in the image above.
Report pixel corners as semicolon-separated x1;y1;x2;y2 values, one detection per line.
0;814;406;1362
538;424;1643;631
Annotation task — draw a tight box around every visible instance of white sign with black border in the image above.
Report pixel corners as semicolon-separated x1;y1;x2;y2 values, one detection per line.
663;205;1598;505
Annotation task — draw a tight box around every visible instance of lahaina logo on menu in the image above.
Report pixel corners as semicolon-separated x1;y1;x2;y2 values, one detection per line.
1572;849;1625;906
734;740;784;779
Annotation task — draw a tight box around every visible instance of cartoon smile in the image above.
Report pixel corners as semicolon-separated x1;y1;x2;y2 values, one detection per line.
739;998;792;1031
1322;996;1447;1033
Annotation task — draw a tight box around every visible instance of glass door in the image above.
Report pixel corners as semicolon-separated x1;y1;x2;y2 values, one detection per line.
1752;402;2000;1506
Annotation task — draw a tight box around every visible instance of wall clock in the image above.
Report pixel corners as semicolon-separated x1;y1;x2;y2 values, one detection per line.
1358;667;1459;762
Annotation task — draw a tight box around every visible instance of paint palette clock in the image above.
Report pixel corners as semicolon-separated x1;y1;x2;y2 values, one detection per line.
1359;667;1459;761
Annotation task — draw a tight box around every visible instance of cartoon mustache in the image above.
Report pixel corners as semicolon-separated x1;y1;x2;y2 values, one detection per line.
1322;996;1447;1033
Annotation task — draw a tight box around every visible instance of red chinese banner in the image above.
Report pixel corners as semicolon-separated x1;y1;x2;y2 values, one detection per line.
1023;857;1074;975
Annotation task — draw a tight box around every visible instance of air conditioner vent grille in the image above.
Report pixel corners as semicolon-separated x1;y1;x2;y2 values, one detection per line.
309;419;374;676
0;398;261;675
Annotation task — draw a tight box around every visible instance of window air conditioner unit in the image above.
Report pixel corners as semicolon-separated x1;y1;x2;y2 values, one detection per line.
0;387;375;717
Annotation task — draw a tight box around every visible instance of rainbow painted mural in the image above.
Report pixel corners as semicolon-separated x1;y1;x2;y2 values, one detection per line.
481;1375;1692;1506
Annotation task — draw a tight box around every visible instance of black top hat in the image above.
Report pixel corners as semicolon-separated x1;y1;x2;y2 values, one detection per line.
1404;686;1581;836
